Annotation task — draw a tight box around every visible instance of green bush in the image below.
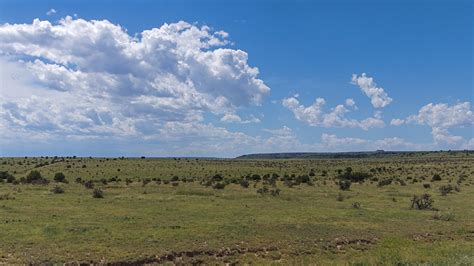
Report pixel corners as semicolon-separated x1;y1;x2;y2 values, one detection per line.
0;171;15;183
25;170;48;184
431;174;442;181
53;172;66;183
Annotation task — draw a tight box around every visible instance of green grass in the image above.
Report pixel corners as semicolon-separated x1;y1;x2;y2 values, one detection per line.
0;153;473;264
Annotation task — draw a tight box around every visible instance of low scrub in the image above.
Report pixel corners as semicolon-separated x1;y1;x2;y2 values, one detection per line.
0;193;15;200
339;179;351;190
212;182;226;189
0;171;16;183
84;180;94;189
25;170;48;184
377;178;393;187
51;186;65;194
433;211;455;221
410;194;434;210
92;188;104;198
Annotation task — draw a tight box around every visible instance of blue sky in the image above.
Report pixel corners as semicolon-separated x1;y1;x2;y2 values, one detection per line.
0;0;472;157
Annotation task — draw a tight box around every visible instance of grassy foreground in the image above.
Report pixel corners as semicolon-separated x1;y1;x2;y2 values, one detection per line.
0;153;473;264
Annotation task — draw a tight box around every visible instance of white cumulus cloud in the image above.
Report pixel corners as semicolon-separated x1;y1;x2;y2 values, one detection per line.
220;113;260;124
351;73;392;108
0;17;270;140
390;118;405;126
282;96;384;130
405;102;473;145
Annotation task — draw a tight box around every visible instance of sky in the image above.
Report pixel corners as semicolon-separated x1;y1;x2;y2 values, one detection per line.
0;0;472;157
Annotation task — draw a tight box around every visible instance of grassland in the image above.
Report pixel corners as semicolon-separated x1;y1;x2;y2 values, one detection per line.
0;152;473;264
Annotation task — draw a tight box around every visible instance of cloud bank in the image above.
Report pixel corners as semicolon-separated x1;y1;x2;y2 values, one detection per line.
0;17;269;142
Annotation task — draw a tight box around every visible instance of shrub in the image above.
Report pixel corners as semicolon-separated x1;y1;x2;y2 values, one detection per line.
339;179;351;190
92;188;104;198
338;170;371;182
51;186;65;194
433;212;455;221
53;172;66;183
142;178;151;186
84;180;94;189
25;170;48;184
256;186;269;195
432;174;442;181
171;176;180;182
251;174;261;181
439;184;454;196
296;175;311;184
352;202;361;209
398;179;407;186
0;171;15;183
270;188;281;196
239;179;249;188
377;178;393;187
213;182;226;189
6;174;16;183
75;177;83;184
423;183;431;189
410;194;434;210
125;178;133;185
171;182;179;187
211;174;224;182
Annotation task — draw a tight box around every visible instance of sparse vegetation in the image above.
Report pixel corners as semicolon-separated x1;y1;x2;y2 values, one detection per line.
410;194;434;210
0;152;472;264
339;179;351;190
92;188;104;198
51;185;65;194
